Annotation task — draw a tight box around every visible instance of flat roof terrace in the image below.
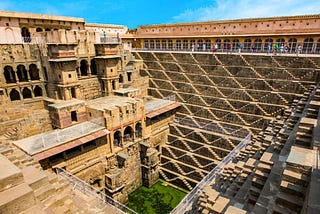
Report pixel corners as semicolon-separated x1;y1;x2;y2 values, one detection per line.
86;96;139;111
13;121;109;161
145;98;181;118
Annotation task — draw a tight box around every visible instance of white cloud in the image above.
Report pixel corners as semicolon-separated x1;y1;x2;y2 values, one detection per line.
173;0;320;23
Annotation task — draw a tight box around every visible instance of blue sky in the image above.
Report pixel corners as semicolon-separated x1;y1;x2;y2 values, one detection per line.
0;0;319;29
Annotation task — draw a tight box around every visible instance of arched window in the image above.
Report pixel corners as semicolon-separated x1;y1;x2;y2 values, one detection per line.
80;60;88;76
288;38;297;53
197;40;203;51
156;40;160;49
144;40;149;49
29;64;39;80
119;74;124;83
4;66;16;83
176;40;181;50
10;89;20;101
114;131;122;147
183;40;188;50
205;40;211;51
316;39;320;54
90;59;97;75
22;87;32;99
303;38;314;53
34;86;42;97
264;38;273;51
17;65;28;82
36;27;43;32
135;123;142;138
161;40;167;49
223;39;230;51
21;27;31;43
45;28;51;31
276;38;285;46
232;39;239;50
215;39;221;49
150;40;154;49
168;40;173;49
124;126;134;142
243;39;251;51
254;39;262;52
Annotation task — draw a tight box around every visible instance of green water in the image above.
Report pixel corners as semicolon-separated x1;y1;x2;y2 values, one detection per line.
126;180;187;214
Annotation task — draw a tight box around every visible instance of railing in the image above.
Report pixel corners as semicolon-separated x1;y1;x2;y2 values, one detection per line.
170;133;251;214
132;48;320;55
56;167;137;214
22;37;47;44
99;37;121;44
164;94;176;101
173;116;248;138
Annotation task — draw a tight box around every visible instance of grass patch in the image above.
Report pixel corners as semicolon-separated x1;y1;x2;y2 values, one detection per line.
126;180;187;214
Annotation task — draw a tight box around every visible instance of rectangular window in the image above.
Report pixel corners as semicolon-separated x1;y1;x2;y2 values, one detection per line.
71;111;77;122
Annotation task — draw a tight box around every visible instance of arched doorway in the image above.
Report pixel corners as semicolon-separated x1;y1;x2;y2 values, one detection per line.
232;39;239;51
4;66;16;83
144;40;149;49
215;39;222;50
112;80;116;90
114;131;122;147
124;126;134;143
161;40;167;50
183;40;188;50
80;60;88;76
205;40;211;51
90;59;97;75
22;88;32;99
135;123;142;138
17;65;28;82
264;38;273;52
276;38;285;46
150;40;154;49
288;38;297;53
243;39;252;52
176;40;181;50
316;39;320;54
36;28;43;32
29;64;40;80
303;38;314;53
254;39;263;52
34;86;43;97
10;89;20;101
156;40;160;49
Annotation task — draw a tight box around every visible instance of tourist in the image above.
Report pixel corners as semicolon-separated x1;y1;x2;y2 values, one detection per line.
267;42;272;54
297;44;302;55
284;44;289;54
191;44;195;52
227;43;231;54
238;43;242;54
273;43;279;55
279;44;284;55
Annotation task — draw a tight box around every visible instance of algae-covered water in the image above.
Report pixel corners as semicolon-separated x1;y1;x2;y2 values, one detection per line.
126;180;187;214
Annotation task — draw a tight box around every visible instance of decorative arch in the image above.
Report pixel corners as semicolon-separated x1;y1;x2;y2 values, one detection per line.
124;126;134;142
80;60;88;76
114;130;122;147
22;87;32;99
4;66;16;83
29;64;40;80
303;38;314;53
9;89;20;101
135;123;142;138
17;65;28;82
34;85;43;97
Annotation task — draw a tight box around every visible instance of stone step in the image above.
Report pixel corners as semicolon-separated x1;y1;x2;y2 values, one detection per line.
280;180;306;198
0;154;24;192
20;204;46;214
276;191;304;212
34;184;56;202
0;183;36;214
22;166;49;190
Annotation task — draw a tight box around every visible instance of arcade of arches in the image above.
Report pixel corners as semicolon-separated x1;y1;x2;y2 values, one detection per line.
143;37;320;53
113;123;143;147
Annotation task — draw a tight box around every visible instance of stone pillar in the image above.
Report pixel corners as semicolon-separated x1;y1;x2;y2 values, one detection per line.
87;62;92;77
